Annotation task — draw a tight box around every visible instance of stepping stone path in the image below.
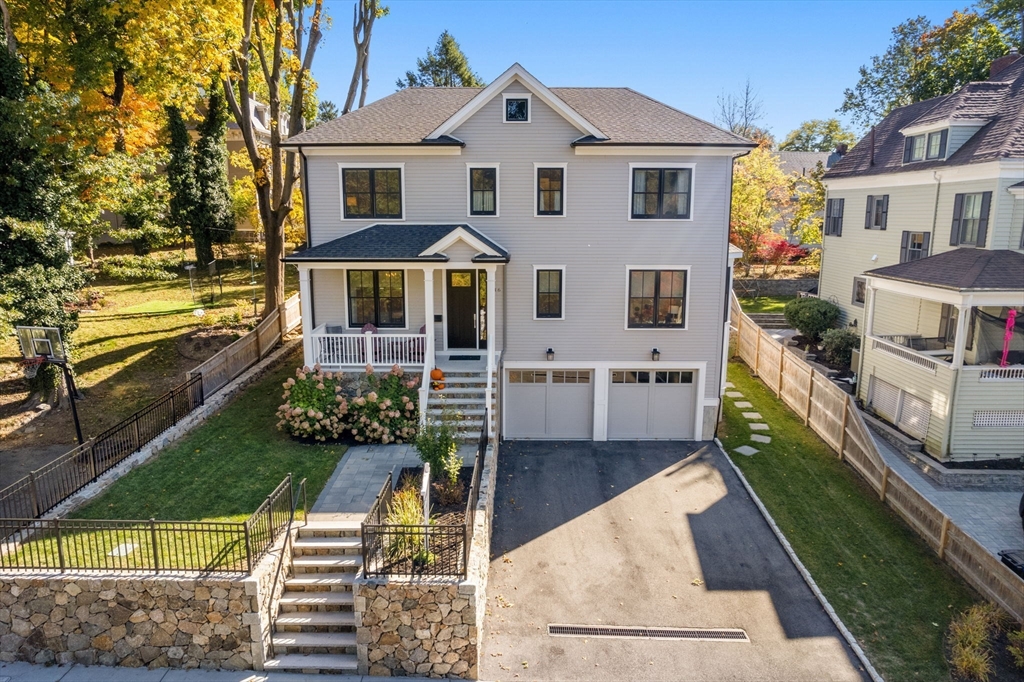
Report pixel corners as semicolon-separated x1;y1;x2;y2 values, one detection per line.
726;382;773;457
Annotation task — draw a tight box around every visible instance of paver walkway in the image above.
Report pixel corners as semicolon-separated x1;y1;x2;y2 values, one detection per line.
869;435;1023;556
310;443;476;519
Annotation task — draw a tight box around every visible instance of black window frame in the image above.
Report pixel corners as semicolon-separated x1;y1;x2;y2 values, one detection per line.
630;168;692;220
347;270;405;328
824;198;844;236
504;97;529;122
535;268;563;319
469;167;497;216
342;168;402;219
536;167;564;216
627;269;687;329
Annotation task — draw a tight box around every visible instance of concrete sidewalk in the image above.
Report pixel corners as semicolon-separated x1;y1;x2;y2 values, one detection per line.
0;661;433;682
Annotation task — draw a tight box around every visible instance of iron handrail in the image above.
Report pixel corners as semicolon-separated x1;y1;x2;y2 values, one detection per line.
265;476;306;659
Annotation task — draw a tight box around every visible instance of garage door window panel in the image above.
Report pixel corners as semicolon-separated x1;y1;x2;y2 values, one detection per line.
628;270;687;328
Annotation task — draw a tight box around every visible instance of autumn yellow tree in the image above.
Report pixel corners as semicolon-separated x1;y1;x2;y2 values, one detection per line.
730;143;795;277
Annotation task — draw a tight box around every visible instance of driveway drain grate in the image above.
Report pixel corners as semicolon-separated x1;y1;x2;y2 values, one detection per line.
548;624;749;642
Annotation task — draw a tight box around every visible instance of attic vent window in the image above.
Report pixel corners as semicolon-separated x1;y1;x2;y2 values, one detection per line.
504;96;530;123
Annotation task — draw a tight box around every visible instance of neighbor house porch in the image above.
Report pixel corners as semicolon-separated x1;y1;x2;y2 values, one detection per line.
859;249;1024;461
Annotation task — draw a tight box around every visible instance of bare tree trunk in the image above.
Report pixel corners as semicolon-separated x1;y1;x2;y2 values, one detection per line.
343;0;378;114
0;0;15;56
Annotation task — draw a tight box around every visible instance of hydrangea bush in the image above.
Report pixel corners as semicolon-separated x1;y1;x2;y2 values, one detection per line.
275;365;349;441
277;364;419;444
347;365;420;444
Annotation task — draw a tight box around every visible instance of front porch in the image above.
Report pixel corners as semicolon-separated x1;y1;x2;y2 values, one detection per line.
859;249;1024;461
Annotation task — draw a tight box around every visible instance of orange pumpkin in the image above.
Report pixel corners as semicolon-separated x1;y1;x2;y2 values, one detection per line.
432;381;445;391
430;368;444;381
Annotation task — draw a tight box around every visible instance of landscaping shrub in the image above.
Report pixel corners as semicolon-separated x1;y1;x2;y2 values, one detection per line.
820;328;860;367
384;485;434;565
346;364;420;443
1009;628;1024;670
96;254;179;281
276;365;349;441
784;297;840;341
947;603;1001;681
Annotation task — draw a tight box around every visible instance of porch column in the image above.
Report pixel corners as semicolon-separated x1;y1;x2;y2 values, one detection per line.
423;267;436;372
298;267;314;368
486;265;497;437
951;301;971;368
864;282;877;337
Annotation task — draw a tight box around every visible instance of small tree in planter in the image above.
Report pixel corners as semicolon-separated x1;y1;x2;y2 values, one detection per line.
414;401;464;505
346;364;420;443
276;365;349;441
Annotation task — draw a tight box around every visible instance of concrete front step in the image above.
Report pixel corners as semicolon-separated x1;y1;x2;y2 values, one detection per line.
284;573;356;591
263;653;358;673
274;611;356;630
296;521;361;538
278;591;354;612
291;537;362;556
291;555;362;573
271;631;357;652
428;407;486;416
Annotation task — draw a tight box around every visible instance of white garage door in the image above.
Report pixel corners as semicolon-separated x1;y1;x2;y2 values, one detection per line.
608;370;695;439
504;370;593;439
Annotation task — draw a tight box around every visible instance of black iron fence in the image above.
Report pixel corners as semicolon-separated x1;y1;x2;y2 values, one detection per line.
361;409;489;579
0;474;300;574
0;375;204;523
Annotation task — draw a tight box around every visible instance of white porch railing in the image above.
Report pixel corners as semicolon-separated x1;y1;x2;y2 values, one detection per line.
311;326;426;367
964;365;1024;381
870;336;943;374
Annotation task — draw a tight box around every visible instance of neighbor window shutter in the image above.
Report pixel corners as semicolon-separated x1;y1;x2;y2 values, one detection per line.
880;195;889;230
903;137;914;163
938;130;948;158
975;191;992;247
837;198;844;236
921;232;930;257
900;231;910;262
824;199;832;235
950;193;964;245
865;196;874;229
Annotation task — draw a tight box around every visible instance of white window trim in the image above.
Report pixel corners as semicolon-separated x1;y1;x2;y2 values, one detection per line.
466;163;500;218
905;135;926;163
925;131;944;160
342;267;410;331
533;162;568;218
502;92;532;124
533;265;566;321
338;163;406;222
623;265;691;331
626;162;696;222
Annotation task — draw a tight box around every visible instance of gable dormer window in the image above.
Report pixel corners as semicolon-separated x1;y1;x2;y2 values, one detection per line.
503;93;531;123
903;130;947;162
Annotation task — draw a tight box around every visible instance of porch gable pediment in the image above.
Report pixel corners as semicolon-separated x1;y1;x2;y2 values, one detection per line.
418;226;504;260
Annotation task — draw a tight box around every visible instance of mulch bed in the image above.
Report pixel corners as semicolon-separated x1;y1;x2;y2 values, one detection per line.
176;327;244;362
398;465;473;525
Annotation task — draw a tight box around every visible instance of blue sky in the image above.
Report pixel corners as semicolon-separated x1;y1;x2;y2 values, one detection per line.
312;1;971;138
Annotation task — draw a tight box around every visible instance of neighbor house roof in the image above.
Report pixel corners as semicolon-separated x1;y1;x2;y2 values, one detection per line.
777;151;831;177
825;55;1024;179
283;80;751;148
283;224;509;263
865;249;1024;291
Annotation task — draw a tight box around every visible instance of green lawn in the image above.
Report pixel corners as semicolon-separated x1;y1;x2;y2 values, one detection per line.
738;295;796;314
721;360;977;681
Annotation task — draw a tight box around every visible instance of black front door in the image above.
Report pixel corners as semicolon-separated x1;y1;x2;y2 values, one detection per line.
447;270;477;348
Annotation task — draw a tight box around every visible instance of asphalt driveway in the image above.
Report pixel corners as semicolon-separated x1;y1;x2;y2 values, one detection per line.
481;441;870;682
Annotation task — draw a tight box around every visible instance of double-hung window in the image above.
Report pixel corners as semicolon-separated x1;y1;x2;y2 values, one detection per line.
535;268;563;319
348;270;405;328
342;168;402;219
926;131;947;159
824;198;844;236
468;167;497;216
864;195;888;230
630;167;692;219
627;269;687;328
852;276;866;307
900;231;930;262
950;192;992;247
536;166;564;216
904;135;926;162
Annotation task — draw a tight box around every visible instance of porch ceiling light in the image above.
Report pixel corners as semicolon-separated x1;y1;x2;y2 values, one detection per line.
546;348;555;361
652;348;660;361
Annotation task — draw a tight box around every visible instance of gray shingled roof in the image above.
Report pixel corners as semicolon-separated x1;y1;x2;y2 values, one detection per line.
865;249;1024;291
284;224;509;263
777;151;831;177
826;56;1024;179
284;86;751;147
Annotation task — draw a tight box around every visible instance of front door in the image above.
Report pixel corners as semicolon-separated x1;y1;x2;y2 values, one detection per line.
447;270;477;349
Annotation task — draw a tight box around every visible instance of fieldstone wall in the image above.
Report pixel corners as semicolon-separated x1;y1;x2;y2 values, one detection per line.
733;278;818;296
354;440;498;679
0;532;290;671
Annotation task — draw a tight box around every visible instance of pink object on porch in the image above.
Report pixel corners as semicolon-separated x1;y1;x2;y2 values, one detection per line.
1000;309;1017;367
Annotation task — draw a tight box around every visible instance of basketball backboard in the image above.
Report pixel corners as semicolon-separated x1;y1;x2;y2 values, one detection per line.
15;326;66;362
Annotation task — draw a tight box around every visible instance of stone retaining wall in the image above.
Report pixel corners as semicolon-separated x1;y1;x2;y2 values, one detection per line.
0;532;289;671
734;278;818;296
354;440;498;679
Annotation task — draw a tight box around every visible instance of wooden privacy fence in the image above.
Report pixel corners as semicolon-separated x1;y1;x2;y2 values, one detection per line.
189;293;301;397
730;293;1024;622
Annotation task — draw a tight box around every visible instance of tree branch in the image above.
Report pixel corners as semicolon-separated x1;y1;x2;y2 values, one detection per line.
0;0;15;56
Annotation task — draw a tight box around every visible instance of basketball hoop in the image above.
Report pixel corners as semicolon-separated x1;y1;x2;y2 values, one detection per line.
21;356;45;379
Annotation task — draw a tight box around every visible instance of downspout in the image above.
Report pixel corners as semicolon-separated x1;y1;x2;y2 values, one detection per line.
930;171;942;252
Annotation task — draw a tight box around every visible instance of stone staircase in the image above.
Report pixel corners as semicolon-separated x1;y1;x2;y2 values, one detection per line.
427;368;497;442
747;312;789;329
262;520;362;674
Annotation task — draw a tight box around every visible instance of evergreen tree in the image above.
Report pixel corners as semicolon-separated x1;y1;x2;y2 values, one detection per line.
165;104;198;242
396;31;484;89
